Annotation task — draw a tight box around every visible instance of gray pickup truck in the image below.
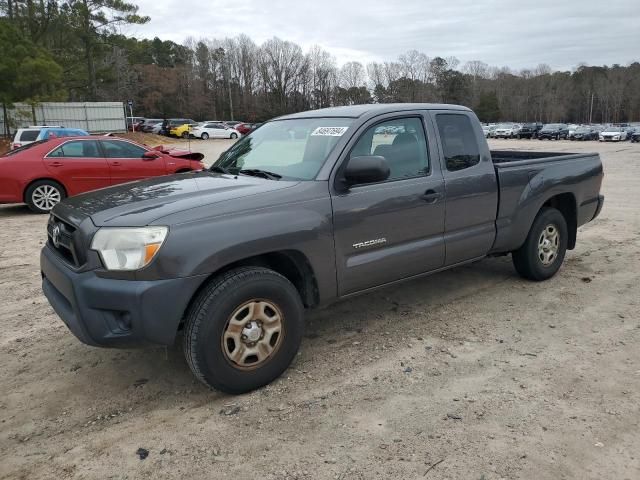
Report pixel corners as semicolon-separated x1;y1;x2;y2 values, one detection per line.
41;104;604;393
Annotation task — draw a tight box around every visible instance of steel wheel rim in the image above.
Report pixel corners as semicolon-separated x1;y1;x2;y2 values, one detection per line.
32;185;61;211
221;299;284;370
538;224;559;266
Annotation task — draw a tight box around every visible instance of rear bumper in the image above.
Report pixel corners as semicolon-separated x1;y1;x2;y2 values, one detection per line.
41;245;208;347
592;194;605;221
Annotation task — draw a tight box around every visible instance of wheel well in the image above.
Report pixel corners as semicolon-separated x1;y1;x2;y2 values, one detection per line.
23;178;67;203
175;168;192;173
542;193;577;249
189;250;320;313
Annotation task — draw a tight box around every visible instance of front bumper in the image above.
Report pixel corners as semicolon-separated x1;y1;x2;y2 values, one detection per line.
41;245;208;347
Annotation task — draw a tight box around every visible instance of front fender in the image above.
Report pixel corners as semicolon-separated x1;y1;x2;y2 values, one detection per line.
138;193;337;303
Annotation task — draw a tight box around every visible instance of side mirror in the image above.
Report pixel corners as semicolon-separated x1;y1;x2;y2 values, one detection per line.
344;155;390;186
143;151;160;160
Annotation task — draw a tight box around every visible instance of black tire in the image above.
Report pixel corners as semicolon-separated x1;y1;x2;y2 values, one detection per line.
201;132;209;140
182;131;189;139
183;267;304;394
25;179;66;214
230;132;238;139
512;207;568;281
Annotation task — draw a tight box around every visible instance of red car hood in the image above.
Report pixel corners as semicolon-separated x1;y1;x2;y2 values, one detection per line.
151;145;204;161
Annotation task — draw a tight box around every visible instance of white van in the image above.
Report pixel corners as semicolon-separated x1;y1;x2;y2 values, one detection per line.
11;125;62;150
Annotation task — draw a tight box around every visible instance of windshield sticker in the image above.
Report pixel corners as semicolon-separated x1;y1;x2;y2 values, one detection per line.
311;126;349;137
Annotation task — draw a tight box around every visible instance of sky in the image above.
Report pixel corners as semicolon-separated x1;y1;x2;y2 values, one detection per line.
125;0;639;71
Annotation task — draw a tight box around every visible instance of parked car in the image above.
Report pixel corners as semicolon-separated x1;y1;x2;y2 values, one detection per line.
191;122;241;140
140;119;163;133
569;126;598;141
11;125;60;150
235;123;254;135
40;103;604;394
11;126;89;150
0;136;205;213
624;126;636;140
481;125;491;137
165;118;196;137
168;118;198;138
567;124;580;137
486;124;498;138
538;124;569;140
599;126;628;142
150;123;164;134
170;123;193;138
126;117;146;131
630;128;640;143
518;122;543;139
493;123;520;138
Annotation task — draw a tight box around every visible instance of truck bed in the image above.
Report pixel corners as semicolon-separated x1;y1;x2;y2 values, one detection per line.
491;150;584;164
489;150;603;254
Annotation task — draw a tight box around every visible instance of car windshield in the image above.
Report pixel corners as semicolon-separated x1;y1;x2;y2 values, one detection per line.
543;124;561;130
213;118;353;180
497;123;513;128
576;127;591;133
604;127;622;133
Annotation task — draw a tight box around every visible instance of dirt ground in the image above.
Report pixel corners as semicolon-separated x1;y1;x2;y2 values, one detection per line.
1;139;639;480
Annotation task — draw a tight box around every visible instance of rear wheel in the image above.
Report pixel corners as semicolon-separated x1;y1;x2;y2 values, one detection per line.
182;131;189;139
201;132;209;140
230;132;238;139
512;207;568;281
183;267;304;393
25;180;66;214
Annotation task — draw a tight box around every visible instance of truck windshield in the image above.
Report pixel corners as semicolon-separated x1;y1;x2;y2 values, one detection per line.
212;118;353;180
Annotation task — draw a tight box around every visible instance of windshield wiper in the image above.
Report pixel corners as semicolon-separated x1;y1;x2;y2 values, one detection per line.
210;165;231;174
239;169;282;180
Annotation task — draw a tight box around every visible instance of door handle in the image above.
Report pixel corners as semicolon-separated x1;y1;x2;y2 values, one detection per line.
110;161;122;166
48;162;63;167
420;189;442;203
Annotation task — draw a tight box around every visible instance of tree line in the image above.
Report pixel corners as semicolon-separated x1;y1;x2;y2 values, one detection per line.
2;1;639;124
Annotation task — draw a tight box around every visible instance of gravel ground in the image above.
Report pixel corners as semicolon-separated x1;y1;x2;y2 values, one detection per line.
1;139;639;480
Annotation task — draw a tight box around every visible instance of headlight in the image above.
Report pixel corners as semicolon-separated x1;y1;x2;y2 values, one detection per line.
91;226;168;271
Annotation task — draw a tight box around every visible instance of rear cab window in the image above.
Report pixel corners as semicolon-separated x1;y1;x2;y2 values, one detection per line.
435;114;481;172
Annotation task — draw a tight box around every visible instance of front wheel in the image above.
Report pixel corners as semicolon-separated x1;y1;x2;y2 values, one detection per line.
183;267;304;393
201;132;209;140
25;180;66;214
512;207;568;281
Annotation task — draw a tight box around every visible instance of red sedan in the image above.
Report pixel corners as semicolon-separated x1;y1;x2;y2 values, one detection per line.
234;123;253;135
0;136;205;213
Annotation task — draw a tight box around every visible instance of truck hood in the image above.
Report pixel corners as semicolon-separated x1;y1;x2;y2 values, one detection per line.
55;172;299;227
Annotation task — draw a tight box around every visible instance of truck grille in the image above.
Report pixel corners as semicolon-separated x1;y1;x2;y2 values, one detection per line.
47;215;80;266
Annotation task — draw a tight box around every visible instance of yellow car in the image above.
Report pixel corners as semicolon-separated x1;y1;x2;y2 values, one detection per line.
169;123;192;138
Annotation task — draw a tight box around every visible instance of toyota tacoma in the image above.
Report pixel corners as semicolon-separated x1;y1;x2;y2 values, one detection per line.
41;104;604;393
